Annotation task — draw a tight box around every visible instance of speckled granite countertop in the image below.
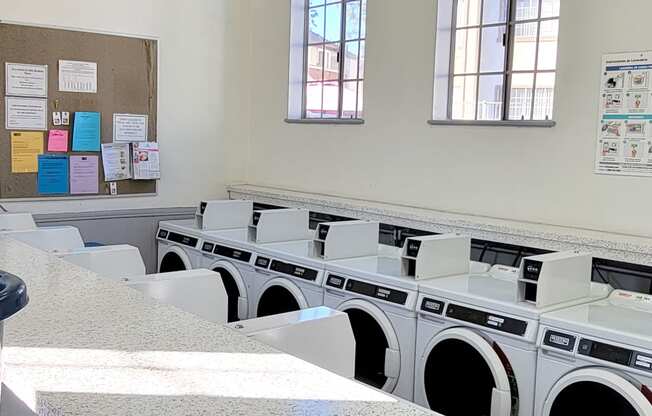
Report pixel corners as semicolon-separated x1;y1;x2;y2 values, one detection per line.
0;239;436;416
227;184;652;267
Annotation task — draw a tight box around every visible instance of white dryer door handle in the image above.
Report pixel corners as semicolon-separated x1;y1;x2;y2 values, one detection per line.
384;348;400;379
491;387;511;416
238;296;248;320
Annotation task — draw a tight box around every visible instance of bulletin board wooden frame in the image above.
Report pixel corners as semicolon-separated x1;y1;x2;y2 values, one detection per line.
0;21;158;200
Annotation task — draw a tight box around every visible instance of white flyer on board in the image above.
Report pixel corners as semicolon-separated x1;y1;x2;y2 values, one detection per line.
101;143;132;181
5;63;48;97
132;142;160;180
113;113;148;142
595;51;652;177
58;60;97;93
5;96;48;130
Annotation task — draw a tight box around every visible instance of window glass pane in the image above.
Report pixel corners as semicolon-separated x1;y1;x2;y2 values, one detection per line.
357;81;364;118
508;73;534;120
324;3;342;42
533;72;555;120
342;81;358;118
305;82;323;118
344;41;359;80
456;0;482;27
514;0;539;20
358;40;366;79
540;0;560;18
322;81;340;118
477;75;504;120
537;19;559;70
454;28;480;74
308;7;325;43
452;75;478;120
307;45;324;82
483;0;508;24
346;1;361;40
360;0;367;38
480;25;506;73
309;0;325;6
512;22;538;71
322;43;340;81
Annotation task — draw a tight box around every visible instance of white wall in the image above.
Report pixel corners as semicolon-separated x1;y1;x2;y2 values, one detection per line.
0;0;238;213
237;0;652;238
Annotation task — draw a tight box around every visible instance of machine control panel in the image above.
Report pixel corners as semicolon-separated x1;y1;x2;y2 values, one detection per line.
167;232;199;248
213;244;252;262
202;242;215;253
543;330;576;352
325;274;346;289
255;256;271;269
344;279;408;305
157;229;169;239
446;304;528;336
317;224;330;240
420;297;445;315
578;339;652;373
270;260;318;281
406;240;422;258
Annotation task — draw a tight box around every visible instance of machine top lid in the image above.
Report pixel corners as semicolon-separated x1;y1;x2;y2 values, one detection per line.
203;227;254;246
257;239;324;269
419;271;611;320
158;219;202;236
541;290;652;351
225;306;343;334
326;254;421;291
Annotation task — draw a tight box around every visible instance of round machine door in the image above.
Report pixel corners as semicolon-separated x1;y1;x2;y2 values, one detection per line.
256;278;308;318
159;246;192;273
543;368;652;416
337;299;401;393
210;260;248;323
420;327;516;416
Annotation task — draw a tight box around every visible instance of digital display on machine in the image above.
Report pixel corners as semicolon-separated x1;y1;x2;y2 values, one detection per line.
579;339;633;367
420;298;445;315
318;224;330;240
255;256;270;269
522;260;543;281
406;239;422;258
344;279;408;305
270;260;318;281
202;242;215;253
200;202;207;214
446;304;528;336
167;232;198;248
326;274;345;289
252;212;261;226
543;330;576;352
157;229;169;239
213;244;252;262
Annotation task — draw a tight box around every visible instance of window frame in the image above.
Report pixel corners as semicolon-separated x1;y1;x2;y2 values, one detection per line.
430;0;558;127
300;0;366;121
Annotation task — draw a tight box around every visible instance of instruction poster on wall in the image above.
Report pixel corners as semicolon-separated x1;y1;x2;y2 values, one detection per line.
595;51;652;176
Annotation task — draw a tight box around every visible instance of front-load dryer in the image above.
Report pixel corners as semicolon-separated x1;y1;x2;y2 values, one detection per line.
200;208;312;322
535;290;652;416
414;252;612;416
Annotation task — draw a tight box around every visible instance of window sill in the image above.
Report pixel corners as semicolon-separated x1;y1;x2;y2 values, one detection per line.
284;118;365;125
428;119;556;128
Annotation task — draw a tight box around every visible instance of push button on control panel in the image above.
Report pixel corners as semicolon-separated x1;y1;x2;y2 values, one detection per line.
255;256;270;269
158;229;169;239
420;298;445;315
543;330;577;352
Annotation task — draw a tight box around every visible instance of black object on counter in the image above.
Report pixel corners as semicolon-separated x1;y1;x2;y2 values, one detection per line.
0;271;28;321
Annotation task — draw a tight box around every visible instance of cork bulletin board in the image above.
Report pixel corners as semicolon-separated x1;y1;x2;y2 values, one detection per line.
0;22;158;199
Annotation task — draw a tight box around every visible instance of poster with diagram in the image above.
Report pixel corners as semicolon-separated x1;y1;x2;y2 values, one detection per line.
595;51;652;176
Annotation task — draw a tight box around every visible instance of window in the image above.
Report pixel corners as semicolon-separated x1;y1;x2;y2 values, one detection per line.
433;0;560;123
288;0;367;121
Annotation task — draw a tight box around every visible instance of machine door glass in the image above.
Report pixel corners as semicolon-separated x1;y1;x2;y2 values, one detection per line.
546;368;652;416
212;265;244;323
257;283;303;318
159;250;190;273
423;328;516;416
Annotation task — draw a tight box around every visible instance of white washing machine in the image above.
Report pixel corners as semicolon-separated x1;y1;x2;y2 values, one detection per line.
535;290;652;416
200;208;312;322
252;220;381;320
56;245;147;279
414;252;613;416
226;306;355;378
156;199;254;273
0;226;84;252
124;269;228;324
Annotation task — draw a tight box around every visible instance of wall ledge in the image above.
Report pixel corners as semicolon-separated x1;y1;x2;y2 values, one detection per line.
227;183;652;267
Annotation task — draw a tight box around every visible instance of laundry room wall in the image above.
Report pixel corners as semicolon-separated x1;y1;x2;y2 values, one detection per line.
0;0;246;214
236;0;652;238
